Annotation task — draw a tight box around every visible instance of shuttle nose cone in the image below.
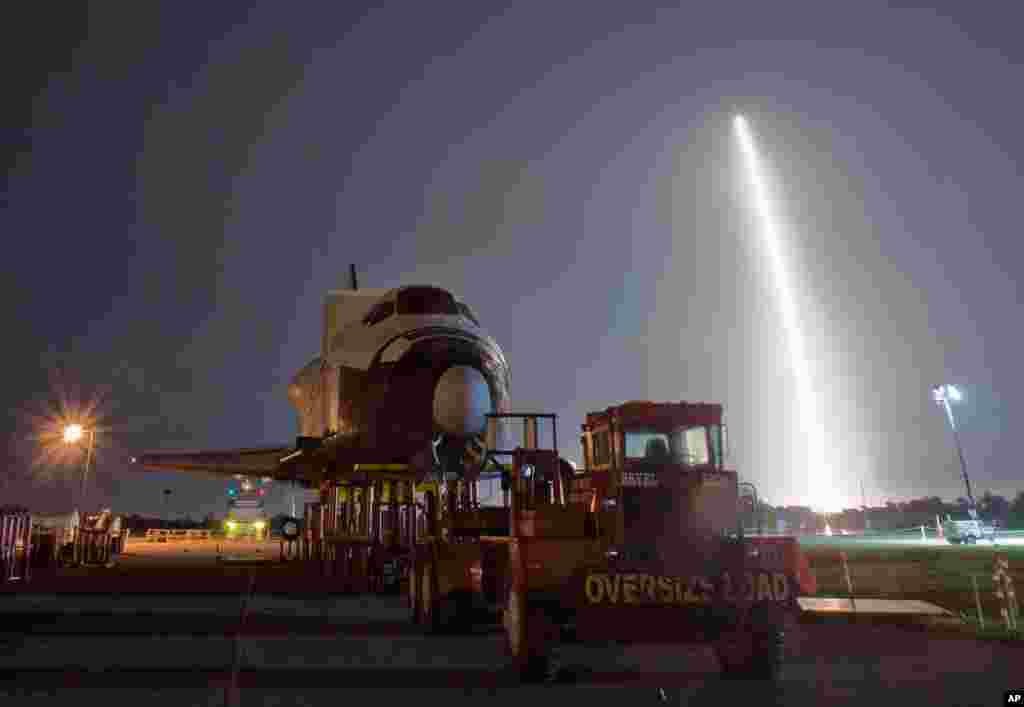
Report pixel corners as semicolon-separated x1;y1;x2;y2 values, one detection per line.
433;365;491;437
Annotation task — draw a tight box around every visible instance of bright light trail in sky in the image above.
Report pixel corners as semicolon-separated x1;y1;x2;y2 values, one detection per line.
733;114;841;513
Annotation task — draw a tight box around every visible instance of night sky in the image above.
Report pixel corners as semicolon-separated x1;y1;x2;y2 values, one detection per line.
4;3;1022;519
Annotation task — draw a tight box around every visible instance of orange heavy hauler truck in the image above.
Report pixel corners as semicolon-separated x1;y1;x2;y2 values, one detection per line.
409;401;815;682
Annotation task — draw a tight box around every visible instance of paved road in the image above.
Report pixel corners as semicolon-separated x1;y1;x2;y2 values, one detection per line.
0;592;1019;707
117;538;282;565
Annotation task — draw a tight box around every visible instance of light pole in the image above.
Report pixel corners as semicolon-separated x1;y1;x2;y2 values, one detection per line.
932;384;976;519
63;424;96;512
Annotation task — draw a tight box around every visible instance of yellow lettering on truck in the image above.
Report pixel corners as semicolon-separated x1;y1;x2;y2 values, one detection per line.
621;574;637;604
772;572;789;601
657;576;674;603
583;572;791;605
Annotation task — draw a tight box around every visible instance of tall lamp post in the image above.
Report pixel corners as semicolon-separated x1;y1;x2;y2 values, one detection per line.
932;384;976;519
63;424;96;512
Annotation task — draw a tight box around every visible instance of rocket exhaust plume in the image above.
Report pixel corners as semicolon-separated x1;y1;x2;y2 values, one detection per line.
733;114;840;513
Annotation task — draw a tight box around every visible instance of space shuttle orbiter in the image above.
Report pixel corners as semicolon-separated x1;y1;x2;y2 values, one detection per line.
133;267;511;487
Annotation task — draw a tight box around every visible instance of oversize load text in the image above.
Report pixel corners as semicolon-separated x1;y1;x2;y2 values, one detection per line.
583;571;792;605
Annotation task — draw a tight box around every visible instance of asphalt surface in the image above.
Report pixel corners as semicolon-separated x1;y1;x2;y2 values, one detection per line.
0;590;1019;707
1;538;1019;706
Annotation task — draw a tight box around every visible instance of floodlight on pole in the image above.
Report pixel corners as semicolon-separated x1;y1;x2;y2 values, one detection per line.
63;423;96;511
932;384;975;519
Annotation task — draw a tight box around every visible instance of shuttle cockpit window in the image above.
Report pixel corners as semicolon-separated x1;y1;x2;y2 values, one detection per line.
457;302;480;326
363;301;394;326
397;287;459;316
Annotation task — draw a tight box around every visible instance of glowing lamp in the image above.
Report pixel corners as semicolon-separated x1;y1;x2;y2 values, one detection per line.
63;424;84;444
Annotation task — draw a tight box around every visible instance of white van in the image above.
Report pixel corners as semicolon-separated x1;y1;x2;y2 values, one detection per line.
943;514;994;544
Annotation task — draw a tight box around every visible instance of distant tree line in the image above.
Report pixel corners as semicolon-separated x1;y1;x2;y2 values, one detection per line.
117;512;298;535
118;514;212;533
751;491;1024;533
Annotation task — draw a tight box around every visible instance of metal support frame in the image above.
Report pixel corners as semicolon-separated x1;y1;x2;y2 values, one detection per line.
737;481;761;536
943;398;976;517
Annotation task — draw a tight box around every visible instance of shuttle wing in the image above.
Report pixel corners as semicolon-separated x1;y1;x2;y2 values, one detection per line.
132;446;294;481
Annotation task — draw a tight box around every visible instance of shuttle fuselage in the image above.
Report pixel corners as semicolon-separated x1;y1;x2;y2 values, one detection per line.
288;285;510;459
134;281;511;484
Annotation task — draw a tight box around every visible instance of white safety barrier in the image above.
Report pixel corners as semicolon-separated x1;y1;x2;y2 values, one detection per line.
144;528;217;541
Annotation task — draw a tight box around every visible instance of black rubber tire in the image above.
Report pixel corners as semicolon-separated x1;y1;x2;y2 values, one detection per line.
428;590;473;635
715;625;784;681
518;654;552;683
58;544;75;567
514;609;566;684
432;595;460;633
517;647;567;684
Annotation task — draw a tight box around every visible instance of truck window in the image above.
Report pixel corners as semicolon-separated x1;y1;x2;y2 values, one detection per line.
624;430;672;460
671;426;710;465
684;426;710;464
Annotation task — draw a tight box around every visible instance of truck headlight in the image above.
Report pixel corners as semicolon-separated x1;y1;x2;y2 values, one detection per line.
254;521;265;530
226;521;237;530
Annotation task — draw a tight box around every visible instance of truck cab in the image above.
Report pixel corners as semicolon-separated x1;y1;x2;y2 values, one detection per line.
574;401;741;568
411;401;814;683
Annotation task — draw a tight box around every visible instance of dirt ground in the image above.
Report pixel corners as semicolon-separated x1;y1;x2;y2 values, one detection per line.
804;541;1024;621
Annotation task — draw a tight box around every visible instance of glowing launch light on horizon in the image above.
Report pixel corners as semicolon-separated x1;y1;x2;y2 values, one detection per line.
733;114;841;513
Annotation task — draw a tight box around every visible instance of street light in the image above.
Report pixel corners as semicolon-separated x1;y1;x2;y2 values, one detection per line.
932;384;976;519
63;423;96;511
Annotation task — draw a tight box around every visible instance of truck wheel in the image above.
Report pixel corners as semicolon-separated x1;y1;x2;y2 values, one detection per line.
423;579;469;634
519;653;556;683
715;624;784;680
513;609;564;684
434;595;459;633
58;543;75;567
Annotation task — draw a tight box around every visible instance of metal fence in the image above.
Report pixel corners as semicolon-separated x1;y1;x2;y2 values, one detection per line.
1;513;33;582
3;510;132;578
